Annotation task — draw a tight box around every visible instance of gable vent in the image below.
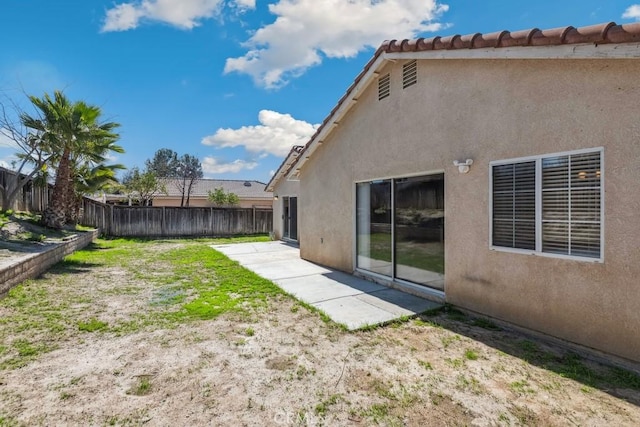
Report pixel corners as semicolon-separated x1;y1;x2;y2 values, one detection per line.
378;73;390;100
403;60;417;89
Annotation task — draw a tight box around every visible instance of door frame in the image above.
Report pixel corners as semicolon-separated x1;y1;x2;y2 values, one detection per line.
282;196;298;242
352;169;445;298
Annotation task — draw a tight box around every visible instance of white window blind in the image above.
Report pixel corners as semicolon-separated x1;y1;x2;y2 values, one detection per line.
542;152;601;258
492;161;536;250
491;149;602;261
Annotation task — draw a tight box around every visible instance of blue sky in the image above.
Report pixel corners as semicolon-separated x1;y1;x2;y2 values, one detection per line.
1;0;639;183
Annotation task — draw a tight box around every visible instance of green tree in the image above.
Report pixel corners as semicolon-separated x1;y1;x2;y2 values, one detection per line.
70;163;124;219
122;167;166;206
226;192;239;206
145;148;179;177
144;149;203;207
175;154;203;207
207;187;239;207
21;91;121;228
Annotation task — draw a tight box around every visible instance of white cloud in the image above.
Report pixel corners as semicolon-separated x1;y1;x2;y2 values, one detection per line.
104;153;120;163
202;110;318;157
0;153;19;170
225;0;448;88
623;4;640;20
233;0;255;11
102;3;144;32
269;169;275;177
202;157;258;174
102;0;256;32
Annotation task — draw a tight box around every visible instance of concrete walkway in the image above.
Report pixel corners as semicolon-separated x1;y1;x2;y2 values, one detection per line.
211;241;441;330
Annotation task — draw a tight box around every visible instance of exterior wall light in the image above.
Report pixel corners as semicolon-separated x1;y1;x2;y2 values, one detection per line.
453;159;474;174
273;194;279;200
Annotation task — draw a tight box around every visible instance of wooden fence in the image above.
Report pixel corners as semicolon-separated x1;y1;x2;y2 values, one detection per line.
81;198;272;237
0;167;51;212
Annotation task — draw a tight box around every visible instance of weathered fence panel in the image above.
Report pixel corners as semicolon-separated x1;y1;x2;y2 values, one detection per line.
80;198;272;237
0;167;51;212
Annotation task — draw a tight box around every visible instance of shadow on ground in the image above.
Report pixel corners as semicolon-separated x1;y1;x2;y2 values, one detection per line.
45;259;102;275
413;306;640;407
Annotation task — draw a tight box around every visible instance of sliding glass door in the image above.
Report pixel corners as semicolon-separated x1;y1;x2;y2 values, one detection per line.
283;197;298;241
356;174;444;291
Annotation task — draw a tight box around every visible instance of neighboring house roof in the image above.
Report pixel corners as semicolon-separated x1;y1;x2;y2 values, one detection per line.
158;178;272;199
265;145;304;192
283;21;640;181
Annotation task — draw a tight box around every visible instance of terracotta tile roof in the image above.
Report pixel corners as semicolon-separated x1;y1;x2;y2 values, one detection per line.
287;21;640;179
382;22;640;52
159;178;271;199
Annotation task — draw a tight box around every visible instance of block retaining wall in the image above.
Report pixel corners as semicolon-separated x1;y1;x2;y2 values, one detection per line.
0;229;99;295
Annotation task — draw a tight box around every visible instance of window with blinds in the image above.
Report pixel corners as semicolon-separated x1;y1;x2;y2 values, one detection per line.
491;149;602;260
492;161;536;250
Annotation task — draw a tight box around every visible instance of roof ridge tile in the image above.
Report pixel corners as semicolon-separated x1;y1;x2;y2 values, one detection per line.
386;22;640;53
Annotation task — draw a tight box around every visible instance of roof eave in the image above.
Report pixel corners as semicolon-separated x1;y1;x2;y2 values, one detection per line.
265;147;303;192
288;28;640;179
286;52;388;180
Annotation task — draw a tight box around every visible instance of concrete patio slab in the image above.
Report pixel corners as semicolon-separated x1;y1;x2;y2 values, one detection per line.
213;241;297;256
275;272;387;304
212;241;442;330
227;250;303;266
244;259;332;281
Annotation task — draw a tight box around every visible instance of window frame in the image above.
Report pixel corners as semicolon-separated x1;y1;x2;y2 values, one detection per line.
489;147;604;263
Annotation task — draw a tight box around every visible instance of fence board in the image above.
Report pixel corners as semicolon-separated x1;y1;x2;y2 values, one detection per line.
80;198;272;237
0;167;51;212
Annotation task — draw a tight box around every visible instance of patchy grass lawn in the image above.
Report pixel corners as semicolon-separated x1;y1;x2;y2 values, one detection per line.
0;237;639;426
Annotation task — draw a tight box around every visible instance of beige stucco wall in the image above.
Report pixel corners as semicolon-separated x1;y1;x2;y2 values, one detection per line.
272;179;300;240
153;197;272;209
299;57;640;362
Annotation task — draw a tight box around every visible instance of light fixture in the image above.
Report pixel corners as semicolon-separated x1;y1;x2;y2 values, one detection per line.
273;194;278;200
453;159;473;174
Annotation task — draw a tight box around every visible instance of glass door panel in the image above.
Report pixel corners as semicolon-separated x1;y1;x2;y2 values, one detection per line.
356;181;392;276
290;197;298;241
283;197;290;238
394;174;445;290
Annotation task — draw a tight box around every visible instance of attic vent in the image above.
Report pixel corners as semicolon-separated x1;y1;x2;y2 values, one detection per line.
378;73;390;100
403;60;417;89
243;181;252;187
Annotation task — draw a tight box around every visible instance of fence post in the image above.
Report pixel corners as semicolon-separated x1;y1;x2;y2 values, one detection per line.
252;207;256;234
161;206;166;237
109;204;114;236
210;207;214;236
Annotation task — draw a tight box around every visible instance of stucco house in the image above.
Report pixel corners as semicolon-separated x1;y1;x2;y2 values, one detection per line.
266;146;303;241
153;179;273;209
269;22;640;364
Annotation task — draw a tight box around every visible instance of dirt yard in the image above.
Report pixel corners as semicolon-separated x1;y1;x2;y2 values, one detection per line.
0;238;639;426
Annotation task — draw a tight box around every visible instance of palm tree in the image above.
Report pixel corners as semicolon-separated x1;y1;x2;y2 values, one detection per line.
66;135;124;222
21;91;121;228
69;162;124;222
